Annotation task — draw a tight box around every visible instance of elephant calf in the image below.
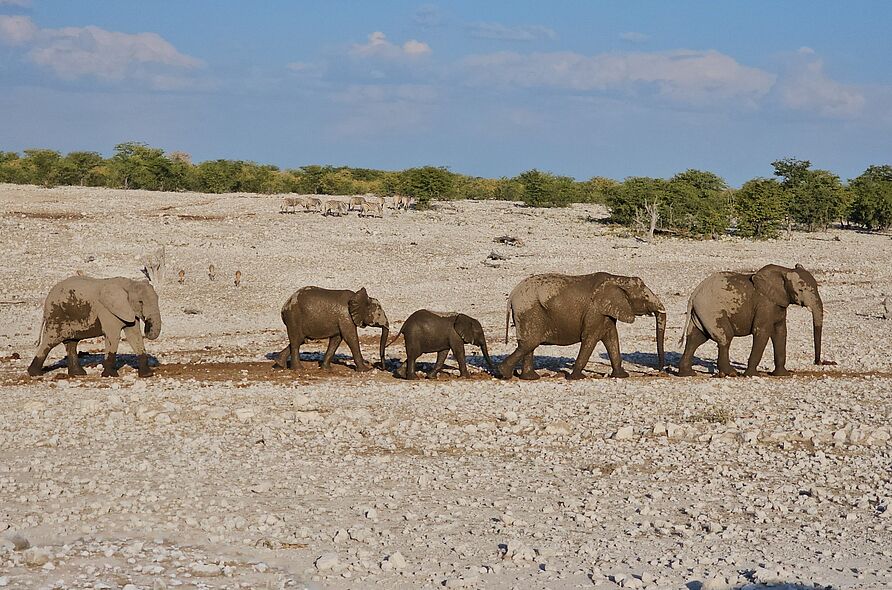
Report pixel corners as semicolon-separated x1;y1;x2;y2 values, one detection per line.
678;263;825;377
28;276;162;378
387;309;495;379
274;286;389;372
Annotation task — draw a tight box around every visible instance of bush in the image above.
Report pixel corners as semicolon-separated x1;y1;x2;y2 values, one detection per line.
399;166;454;209
772;158;848;230
734;178;787;238
515;169;579;207
848;165;892;230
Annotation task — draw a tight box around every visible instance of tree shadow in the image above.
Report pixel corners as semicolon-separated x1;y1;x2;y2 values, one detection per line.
45;352;160;373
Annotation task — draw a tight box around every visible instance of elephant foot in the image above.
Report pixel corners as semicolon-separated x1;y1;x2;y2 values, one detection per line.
771;368;792;377
676;367;696;377
67;364;87;377
566;371;585;380
27;360;44;377
497;363;514;380
517;370;540;381
102;354;119;377
459;372;471;379
355;362;373;372
137;355;154;378
609;368;630;379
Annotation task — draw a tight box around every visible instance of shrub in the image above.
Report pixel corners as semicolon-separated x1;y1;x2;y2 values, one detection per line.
734;178;787;238
848;165;892;230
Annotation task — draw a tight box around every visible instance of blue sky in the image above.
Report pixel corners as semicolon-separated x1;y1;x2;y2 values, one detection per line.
1;1;890;185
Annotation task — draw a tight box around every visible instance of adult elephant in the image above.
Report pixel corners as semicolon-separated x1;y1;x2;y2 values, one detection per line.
501;272;666;380
677;264;824;377
273;286;389;372
28;276;162;378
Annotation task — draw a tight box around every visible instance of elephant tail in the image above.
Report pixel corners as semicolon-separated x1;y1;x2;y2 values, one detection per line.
504;297;512;345
679;294;694;347
384;325;404;350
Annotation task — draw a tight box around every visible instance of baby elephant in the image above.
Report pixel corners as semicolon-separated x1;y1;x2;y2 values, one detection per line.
388;310;495;379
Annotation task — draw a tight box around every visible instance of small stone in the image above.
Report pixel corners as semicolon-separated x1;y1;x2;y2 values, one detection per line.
545;421;572;435
23;547;50;566
8;534;30;551
315;552;340;571
387;551;407;570
701;575;730;590
235;408;255;422
190;563;222;577
614;425;635;440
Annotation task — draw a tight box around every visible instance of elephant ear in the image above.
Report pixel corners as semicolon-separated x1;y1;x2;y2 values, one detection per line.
752;266;790;308
453;314;476;344
592;284;636;324
348;287;370;327
99;284;136;323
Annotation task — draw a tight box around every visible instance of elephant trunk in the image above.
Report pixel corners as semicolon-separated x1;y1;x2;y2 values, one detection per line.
479;339;496;374
144;314;162;340
655;310;666;369
378;325;390;368
810;298;824;365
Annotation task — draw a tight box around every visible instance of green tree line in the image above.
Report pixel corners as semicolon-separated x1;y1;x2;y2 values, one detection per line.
1;144;890;236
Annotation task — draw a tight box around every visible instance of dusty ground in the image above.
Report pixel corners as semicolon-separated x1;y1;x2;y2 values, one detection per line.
0;183;890;590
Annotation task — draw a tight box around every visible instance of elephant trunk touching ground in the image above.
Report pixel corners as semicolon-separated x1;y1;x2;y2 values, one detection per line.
379;325;389;368
655;309;666;370
808;294;824;365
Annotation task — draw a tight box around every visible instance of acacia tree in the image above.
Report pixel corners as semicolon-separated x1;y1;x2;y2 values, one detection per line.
400;166;454;209
849;165;892;230
772;158;847;230
22;149;62;187
734;178;788;238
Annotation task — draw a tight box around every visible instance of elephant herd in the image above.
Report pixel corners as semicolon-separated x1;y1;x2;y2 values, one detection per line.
27;263;828;380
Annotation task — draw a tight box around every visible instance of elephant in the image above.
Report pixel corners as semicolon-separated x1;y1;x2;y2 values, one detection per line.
677;263;825;377
28;276;162;378
500;272;666;380
386;310;496;379
273;286;389;372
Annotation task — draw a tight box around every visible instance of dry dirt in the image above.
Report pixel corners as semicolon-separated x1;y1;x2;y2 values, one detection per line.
0;183;891;590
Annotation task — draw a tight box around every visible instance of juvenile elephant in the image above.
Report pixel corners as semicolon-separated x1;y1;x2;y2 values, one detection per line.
678;264;825;377
28;276;162;378
387;310;495;379
274;286;389;372
501;272;666;380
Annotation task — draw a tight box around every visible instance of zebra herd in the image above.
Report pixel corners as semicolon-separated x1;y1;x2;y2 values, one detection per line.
280;194;414;218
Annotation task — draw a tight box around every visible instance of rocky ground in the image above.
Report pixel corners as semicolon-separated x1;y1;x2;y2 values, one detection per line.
0;184;890;589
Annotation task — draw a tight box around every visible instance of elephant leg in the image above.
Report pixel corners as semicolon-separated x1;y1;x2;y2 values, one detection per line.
123;324;153;378
341;327;371;372
568;335;598;380
289;338;306;371
603;322;629;378
101;330;122;378
426;349;448;379
273;345;290;369
770;322;790;376
28;335;58;377
64;341;87;376
678;326;709;377
452;340;469;378
320;335;342;370
405;348;420;380
519;349;540;380
744;329;770;377
498;346;523;379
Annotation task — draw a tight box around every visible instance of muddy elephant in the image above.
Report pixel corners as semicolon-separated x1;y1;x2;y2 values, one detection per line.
28;276;162;378
387;310;495;379
678;264;824;377
501;272;666;380
274;286;389;372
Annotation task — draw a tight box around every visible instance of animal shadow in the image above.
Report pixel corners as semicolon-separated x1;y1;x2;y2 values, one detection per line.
264;350;359;368
46;352;160;373
688;582;824;590
605;351;747;375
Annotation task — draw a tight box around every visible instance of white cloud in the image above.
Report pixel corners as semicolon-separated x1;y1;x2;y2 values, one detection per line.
462;49;776;106
0;16;203;87
351;31;431;59
776;49;865;117
619;31;650;43
0;15;37;44
468;22;557;42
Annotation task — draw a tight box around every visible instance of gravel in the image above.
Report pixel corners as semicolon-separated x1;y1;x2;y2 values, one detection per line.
0;184;890;588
